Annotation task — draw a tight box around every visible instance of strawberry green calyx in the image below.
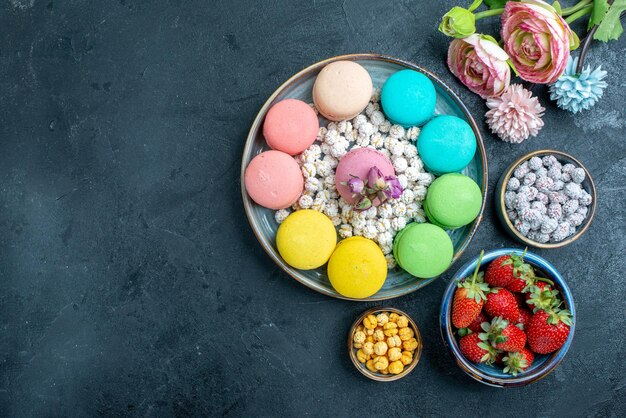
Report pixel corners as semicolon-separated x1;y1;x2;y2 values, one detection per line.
501;248;534;279
503;351;529;376
526;286;560;313
476;341;500;364
456;250;490;303
479;316;510;346
521;276;555;293
547;308;573;326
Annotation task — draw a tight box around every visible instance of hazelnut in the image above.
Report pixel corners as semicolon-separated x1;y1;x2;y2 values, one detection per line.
366;328;374;336
353;331;366;344
396;315;409;328
386;335;398;348
363;315;377;330
402;337;418;352
376;313;389;327
374;356;389;371
388;347;402;361
362;341;374;356
366;359;377;372
400;351;413;366
398;327;414;341
383;322;398;337
373;341;388;356
354;343;362;349
380;367;389;375
373;329;385;342
389;360;404;375
356;349;368;363
389;312;400;323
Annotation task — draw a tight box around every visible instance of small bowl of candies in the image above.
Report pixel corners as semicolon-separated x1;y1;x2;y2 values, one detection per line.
440;249;575;387
348;307;422;381
496;150;596;248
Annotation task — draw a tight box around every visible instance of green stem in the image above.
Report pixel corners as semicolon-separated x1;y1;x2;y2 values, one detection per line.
565;4;593;24
470;250;485;286
474;8;504;21
561;0;592;16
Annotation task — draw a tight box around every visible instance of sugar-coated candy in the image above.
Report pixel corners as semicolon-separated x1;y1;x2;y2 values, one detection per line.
535;176;554;193
523;172;536;186
535;192;549;205
514;219;531;236
513;162;530;179
547;203;562;219
542;155;558;168
564;183;583;199
567;213;585;227
563;199;579;215
528;156;543;171
508;177;521;191
531;201;547;214
540;217;558;234
551;180;564;191
571;167;585;184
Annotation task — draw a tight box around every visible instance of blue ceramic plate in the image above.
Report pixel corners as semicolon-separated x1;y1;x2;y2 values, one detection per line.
440;248;576;387
241;54;488;301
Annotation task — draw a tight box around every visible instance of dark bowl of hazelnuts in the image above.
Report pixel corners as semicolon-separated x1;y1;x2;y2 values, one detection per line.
495;149;596;249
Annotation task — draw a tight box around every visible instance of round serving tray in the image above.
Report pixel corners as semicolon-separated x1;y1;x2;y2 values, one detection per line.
241;53;488;301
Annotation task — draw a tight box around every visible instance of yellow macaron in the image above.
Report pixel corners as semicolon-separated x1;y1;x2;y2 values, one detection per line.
327;236;387;298
276;210;337;270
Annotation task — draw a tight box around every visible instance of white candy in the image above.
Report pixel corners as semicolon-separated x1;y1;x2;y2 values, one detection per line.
404;144;418;158
274;209;290;224
393;157;408;173
305;178;320;193
406;127;420;141
339;224;353;238
370;110;385;126
299;194;313;209
389;125;405;139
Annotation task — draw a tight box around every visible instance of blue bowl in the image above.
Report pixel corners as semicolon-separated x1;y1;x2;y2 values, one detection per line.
440;248;576;387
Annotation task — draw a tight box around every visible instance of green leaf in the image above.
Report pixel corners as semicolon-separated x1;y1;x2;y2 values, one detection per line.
594;0;626;42
589;0;610;30
484;0;510;8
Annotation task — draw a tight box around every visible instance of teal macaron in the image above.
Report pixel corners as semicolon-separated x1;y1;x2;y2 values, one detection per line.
381;69;436;127
393;222;453;279
424;173;482;229
417;115;476;174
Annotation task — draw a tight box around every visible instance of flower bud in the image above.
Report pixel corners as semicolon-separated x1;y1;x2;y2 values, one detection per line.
367;166;387;191
439;7;476;38
347;177;364;194
384;176;403;199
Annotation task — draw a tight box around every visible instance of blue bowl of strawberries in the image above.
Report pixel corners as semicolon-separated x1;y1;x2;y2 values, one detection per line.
440;248;575;387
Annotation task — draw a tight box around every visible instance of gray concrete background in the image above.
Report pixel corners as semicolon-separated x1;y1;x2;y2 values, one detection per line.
1;0;624;416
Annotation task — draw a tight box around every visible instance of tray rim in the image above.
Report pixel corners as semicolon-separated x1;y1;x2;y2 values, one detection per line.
240;53;489;301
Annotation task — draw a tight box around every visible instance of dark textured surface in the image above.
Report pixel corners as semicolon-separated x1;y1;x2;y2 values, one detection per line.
1;1;625;416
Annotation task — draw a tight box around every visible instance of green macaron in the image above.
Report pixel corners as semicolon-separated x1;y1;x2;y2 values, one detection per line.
393;223;453;279
424;174;482;229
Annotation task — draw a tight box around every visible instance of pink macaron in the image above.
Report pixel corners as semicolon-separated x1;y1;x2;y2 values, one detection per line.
335;148;395;204
263;99;319;155
245;150;303;210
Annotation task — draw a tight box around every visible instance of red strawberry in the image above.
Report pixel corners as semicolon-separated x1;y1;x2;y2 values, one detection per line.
506;272;535;293
517;308;533;330
485;288;519;323
467;311;489;333
485;250;533;288
526;309;572;354
452;251;490;329
503;347;535;376
482;317;527;352
458;333;498;364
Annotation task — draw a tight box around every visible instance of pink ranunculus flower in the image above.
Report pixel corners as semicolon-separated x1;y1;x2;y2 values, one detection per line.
447;34;511;99
501;0;579;84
